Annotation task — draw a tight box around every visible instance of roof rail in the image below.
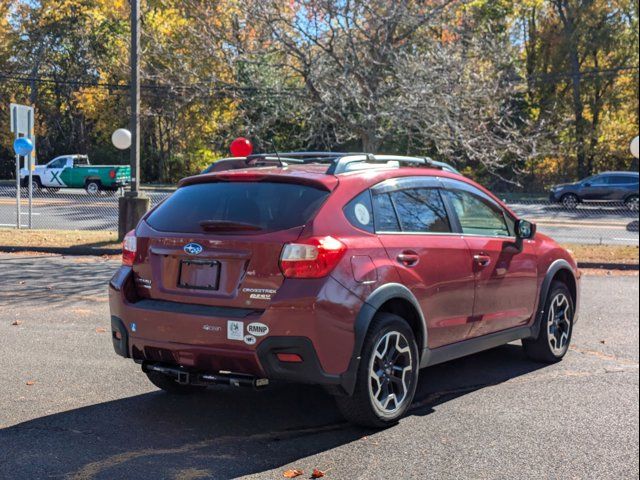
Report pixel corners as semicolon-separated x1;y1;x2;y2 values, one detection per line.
423;158;460;174
327;154;459;175
249;152;353;167
203;152;460;175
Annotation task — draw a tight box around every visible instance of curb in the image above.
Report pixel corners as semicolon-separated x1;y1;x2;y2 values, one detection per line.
578;262;639;271
1;245;638;270
0;245;121;256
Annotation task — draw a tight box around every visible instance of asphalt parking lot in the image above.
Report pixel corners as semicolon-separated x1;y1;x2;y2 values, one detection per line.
0;254;638;479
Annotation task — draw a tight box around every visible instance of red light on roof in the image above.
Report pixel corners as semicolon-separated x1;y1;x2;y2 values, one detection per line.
230;137;253;157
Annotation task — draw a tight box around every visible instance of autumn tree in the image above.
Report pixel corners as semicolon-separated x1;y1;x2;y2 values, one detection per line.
517;0;639;179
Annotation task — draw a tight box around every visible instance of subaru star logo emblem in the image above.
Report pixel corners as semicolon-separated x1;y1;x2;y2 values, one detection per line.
184;243;203;255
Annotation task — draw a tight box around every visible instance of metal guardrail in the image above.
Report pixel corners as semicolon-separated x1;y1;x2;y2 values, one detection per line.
0;186;637;246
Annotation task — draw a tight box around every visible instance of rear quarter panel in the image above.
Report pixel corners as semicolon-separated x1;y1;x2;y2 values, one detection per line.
300;176;401;301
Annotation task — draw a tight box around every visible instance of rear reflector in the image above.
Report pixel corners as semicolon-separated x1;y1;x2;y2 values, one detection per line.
276;353;303;363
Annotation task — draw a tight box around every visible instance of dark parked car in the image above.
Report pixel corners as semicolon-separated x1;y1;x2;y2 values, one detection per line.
549;171;639;211
110;152;580;427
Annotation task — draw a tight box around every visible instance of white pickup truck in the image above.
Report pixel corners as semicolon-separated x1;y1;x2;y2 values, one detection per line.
20;155;131;194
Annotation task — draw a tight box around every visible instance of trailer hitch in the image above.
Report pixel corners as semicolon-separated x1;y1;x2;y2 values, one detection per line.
142;362;269;389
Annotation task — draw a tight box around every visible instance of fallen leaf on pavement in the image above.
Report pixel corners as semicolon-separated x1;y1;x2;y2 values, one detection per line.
95;327;107;333
283;469;304;478
599;340;606;344
12;320;22;326
26;380;35;386
311;468;326;478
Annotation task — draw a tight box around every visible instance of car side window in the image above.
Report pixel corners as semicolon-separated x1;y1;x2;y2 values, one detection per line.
372;192;401;232
389;188;451;233
589;175;609;186
344;190;374;233
48;159;66;169
611;175;637;185
446;189;510;237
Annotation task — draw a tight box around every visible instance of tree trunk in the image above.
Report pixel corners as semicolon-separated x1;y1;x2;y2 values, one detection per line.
555;0;590;179
569;52;587;178
361;129;380;153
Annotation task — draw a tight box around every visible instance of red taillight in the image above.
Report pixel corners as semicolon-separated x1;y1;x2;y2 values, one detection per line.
279;236;346;278
122;230;137;266
109;169;116;179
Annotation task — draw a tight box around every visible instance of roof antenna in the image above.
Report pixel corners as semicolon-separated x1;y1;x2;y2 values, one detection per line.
267;139;284;168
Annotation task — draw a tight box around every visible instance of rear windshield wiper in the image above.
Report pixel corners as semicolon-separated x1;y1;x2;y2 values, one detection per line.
199;220;263;232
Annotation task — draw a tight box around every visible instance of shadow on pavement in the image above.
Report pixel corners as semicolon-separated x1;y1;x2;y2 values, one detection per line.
0;344;546;479
0;255;116;306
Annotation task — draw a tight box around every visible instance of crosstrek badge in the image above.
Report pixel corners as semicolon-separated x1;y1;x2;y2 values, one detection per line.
242;288;277;300
227;321;244;341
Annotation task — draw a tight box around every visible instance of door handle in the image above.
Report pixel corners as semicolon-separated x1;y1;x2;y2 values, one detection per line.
397;251;420;267
473;254;492;268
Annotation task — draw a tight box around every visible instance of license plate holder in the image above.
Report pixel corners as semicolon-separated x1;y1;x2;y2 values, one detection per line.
178;259;220;290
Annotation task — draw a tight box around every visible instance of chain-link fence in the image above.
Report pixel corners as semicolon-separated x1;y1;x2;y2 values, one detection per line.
0;186;167;231
0;185;638;246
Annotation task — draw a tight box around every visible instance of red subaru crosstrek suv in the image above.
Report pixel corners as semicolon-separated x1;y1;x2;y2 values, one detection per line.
109;153;580;427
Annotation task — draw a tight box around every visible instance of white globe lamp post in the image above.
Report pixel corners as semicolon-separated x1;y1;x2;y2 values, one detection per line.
631;136;639;159
112;128;132;150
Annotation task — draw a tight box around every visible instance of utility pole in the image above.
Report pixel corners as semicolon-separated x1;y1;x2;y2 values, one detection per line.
130;0;140;194
118;0;149;240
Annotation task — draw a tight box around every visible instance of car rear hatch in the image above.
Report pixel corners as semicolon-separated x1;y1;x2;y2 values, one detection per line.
132;172;335;311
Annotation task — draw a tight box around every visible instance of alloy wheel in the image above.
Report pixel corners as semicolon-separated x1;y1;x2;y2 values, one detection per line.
87;182;99;195
626;196;639;212
547;293;572;356
368;331;413;417
562;195;578;209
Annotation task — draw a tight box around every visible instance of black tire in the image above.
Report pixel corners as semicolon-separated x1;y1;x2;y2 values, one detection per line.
145;371;206;395
522;281;574;363
625;195;639;212
561;193;579;209
85;180;101;195
20;177;42;190
335;313;419;428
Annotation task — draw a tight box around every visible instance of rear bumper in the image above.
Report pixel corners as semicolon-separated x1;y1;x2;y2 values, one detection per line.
108;266;360;394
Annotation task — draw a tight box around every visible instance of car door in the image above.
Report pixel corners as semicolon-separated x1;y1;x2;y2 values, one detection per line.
581;174;610;200
371;177;476;349
43;157;69;188
440;179;538;338
609;175;637;202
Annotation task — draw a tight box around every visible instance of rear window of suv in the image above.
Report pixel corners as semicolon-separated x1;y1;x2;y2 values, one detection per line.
146;182;330;233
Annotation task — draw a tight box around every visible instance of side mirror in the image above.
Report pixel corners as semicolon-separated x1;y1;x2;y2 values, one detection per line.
516;219;536;240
